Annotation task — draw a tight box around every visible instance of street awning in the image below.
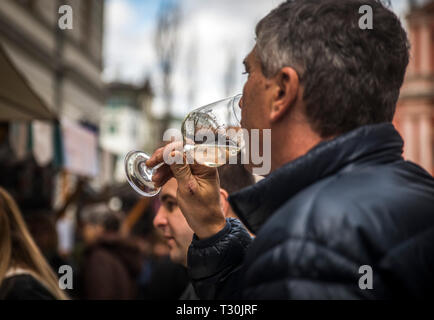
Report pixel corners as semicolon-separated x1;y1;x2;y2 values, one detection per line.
0;43;56;121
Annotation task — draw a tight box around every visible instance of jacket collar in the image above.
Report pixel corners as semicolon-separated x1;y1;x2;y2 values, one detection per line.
228;123;404;234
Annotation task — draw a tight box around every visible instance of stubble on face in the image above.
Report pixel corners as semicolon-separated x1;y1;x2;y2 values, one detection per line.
241;47;274;174
241;47;273;132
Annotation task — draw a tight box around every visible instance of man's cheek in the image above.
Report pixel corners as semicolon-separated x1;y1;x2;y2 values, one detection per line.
241;109;247;128
169;248;178;262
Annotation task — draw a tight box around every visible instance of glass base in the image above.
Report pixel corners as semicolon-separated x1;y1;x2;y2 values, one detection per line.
124;151;161;197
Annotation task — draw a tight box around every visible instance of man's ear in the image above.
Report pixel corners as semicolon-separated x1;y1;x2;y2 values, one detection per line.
270;67;300;123
219;189;230;217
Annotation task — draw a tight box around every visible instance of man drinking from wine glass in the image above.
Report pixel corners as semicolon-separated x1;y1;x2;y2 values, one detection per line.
147;0;434;299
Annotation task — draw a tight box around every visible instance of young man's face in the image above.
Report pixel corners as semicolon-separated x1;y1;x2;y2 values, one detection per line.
153;178;194;267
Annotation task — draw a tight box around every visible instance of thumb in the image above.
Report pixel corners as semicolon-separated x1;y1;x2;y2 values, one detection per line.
169;150;193;185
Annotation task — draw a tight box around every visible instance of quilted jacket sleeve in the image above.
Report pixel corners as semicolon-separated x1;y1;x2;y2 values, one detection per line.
187;218;253;300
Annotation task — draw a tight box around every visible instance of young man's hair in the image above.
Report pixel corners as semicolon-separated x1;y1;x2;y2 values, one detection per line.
255;0;409;137
217;164;255;195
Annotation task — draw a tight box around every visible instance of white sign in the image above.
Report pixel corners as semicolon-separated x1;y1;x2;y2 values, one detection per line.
61;119;98;177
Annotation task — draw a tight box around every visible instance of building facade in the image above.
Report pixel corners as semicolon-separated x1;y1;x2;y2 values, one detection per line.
100;81;157;182
0;0;104;124
0;0;106;213
395;0;434;175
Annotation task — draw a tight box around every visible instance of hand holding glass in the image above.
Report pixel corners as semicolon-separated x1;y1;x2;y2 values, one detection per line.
124;94;242;197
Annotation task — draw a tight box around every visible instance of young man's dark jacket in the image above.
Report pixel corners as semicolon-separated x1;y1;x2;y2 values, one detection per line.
187;123;434;299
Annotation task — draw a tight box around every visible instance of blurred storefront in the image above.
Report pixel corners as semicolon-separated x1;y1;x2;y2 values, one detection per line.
0;0;107;223
395;0;434;175
0;1;158;257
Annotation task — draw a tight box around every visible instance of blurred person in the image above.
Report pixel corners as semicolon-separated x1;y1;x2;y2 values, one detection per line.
153;164;255;299
0;187;67;300
79;203;143;299
24;212;69;273
147;0;434;299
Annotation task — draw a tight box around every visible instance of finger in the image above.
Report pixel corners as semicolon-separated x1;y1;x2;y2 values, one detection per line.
169;151;194;186
146;146;165;168
152;165;173;187
147;140;184;168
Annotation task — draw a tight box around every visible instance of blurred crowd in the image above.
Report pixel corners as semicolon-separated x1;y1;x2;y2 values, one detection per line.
0;163;255;300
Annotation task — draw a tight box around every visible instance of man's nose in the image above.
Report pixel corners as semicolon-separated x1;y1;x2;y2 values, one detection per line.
239;96;243;109
153;209;168;229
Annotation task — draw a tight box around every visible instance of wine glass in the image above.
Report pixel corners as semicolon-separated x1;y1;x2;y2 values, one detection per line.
124;94;243;197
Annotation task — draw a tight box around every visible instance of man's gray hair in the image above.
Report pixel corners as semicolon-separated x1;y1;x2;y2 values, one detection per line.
253;0;408;138
255;6;302;78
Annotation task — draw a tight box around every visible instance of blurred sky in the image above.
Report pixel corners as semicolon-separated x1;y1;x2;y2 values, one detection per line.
103;0;411;119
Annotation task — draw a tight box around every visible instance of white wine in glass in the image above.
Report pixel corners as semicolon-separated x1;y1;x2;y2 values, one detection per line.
125;94;243;197
190;144;241;168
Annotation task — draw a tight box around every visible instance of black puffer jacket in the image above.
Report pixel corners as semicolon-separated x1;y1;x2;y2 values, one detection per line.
187;123;434;299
